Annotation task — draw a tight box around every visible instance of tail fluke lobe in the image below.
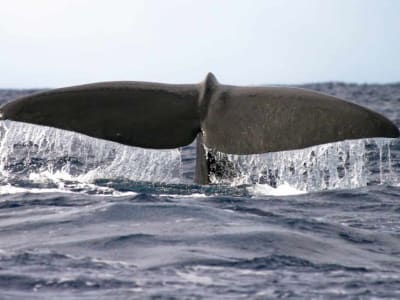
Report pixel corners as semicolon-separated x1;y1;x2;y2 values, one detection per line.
0;81;201;149
195;83;399;183
200;84;400;154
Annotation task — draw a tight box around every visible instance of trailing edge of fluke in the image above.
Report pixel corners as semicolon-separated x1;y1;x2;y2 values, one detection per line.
0;73;399;184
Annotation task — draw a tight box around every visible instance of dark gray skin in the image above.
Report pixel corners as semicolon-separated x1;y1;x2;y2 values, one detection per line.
0;81;201;149
0;73;399;184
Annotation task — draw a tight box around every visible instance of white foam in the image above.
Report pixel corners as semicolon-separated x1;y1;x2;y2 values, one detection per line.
176;270;213;285
0;182;137;197
0;184;68;195
248;182;306;196
161;193;208;198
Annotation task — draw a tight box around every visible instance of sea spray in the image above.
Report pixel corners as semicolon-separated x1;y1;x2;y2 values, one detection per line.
206;137;400;192
0;120;182;185
0;120;398;193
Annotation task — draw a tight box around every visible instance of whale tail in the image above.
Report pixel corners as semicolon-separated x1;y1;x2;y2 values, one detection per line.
1;73;399;184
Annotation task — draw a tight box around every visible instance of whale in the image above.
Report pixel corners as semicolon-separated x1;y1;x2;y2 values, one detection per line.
0;73;399;184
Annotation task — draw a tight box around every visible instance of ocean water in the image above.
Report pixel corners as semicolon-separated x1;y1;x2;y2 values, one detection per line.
0;83;399;299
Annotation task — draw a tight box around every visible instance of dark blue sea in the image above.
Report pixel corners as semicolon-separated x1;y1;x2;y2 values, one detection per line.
0;83;399;299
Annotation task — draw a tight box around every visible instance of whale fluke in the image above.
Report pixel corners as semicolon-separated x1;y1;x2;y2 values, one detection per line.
0;73;399;184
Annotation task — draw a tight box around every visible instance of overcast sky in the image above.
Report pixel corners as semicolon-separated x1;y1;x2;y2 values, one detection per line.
0;0;399;88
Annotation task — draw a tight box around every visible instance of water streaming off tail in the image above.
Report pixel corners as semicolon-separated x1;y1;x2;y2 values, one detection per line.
0;121;182;184
0;121;398;193
206;138;400;191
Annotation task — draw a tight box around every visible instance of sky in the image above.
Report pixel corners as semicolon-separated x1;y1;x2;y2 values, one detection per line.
0;0;399;88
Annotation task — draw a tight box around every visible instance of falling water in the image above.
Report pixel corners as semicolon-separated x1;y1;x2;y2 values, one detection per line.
206;138;400;191
0;121;182;185
0;121;398;192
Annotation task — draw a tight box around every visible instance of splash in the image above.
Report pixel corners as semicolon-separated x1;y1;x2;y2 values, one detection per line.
207;138;400;192
247;182;306;196
0;121;182;188
0;121;398;195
